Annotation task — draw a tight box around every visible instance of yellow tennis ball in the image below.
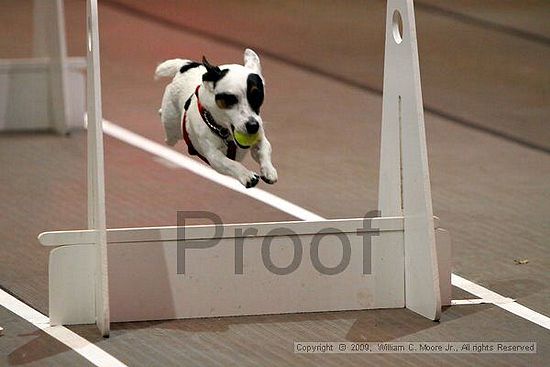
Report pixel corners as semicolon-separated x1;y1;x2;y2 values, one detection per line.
233;131;259;147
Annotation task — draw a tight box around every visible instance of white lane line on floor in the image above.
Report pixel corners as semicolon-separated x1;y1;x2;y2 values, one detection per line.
103;120;323;221
451;298;515;306
451;274;550;330
0;289;128;367
103;119;550;331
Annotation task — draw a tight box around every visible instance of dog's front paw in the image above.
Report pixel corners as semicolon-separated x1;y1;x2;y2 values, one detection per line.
239;171;260;188
260;165;278;184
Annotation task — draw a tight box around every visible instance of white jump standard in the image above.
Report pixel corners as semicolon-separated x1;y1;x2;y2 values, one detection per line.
39;0;451;337
0;0;86;133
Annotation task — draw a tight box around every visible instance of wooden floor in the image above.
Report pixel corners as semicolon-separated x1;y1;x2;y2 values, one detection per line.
0;0;548;366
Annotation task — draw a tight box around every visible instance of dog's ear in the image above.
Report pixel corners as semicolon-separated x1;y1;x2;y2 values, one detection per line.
202;56;218;74
244;49;261;74
202;56;228;89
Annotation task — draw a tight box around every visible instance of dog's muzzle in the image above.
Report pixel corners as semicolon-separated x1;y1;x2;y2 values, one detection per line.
231;125;259;148
245;118;260;134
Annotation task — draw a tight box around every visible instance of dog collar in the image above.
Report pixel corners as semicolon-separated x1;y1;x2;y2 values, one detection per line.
181;86;237;164
194;86;232;142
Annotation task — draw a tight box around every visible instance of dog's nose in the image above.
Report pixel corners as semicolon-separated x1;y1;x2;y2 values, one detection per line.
245;118;259;134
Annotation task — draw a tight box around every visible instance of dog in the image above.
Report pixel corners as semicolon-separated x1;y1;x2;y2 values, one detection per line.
155;49;277;188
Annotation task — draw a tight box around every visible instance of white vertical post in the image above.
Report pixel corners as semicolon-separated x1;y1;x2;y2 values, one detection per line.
378;0;441;320
86;0;110;336
32;0;70;133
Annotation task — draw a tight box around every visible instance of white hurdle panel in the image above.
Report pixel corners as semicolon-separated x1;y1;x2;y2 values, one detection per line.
39;0;452;336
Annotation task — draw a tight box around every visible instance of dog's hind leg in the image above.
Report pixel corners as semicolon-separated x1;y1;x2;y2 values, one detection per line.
160;84;183;146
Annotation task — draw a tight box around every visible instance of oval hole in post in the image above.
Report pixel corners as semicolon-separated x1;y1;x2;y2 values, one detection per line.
392;10;403;44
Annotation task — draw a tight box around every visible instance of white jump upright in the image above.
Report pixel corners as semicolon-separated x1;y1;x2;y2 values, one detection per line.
379;0;443;320
38;0;451;336
43;0;109;337
85;0;110;337
0;0;86;133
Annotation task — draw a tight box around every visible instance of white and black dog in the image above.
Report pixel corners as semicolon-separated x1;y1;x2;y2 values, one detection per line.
155;49;277;188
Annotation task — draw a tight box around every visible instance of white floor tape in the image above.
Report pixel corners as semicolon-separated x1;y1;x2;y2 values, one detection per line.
0;289;127;367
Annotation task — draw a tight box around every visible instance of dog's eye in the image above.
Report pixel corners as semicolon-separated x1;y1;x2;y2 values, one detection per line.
215;93;238;109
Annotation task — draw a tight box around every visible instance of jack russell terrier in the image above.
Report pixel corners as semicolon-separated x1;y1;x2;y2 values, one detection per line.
155;49;277;188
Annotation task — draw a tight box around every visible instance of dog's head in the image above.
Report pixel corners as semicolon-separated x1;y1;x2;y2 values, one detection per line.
199;49;265;146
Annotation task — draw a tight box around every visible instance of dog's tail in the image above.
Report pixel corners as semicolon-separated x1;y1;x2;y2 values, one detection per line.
154;59;191;80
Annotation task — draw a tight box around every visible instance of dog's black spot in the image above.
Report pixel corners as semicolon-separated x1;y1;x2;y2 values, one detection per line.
247;74;264;114
203;69;228;87
179;61;201;74
184;95;192;111
215;93;238;109
202;56;228;87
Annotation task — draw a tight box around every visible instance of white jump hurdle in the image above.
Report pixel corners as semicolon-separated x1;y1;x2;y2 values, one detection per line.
38;0;452;337
0;0;86;133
